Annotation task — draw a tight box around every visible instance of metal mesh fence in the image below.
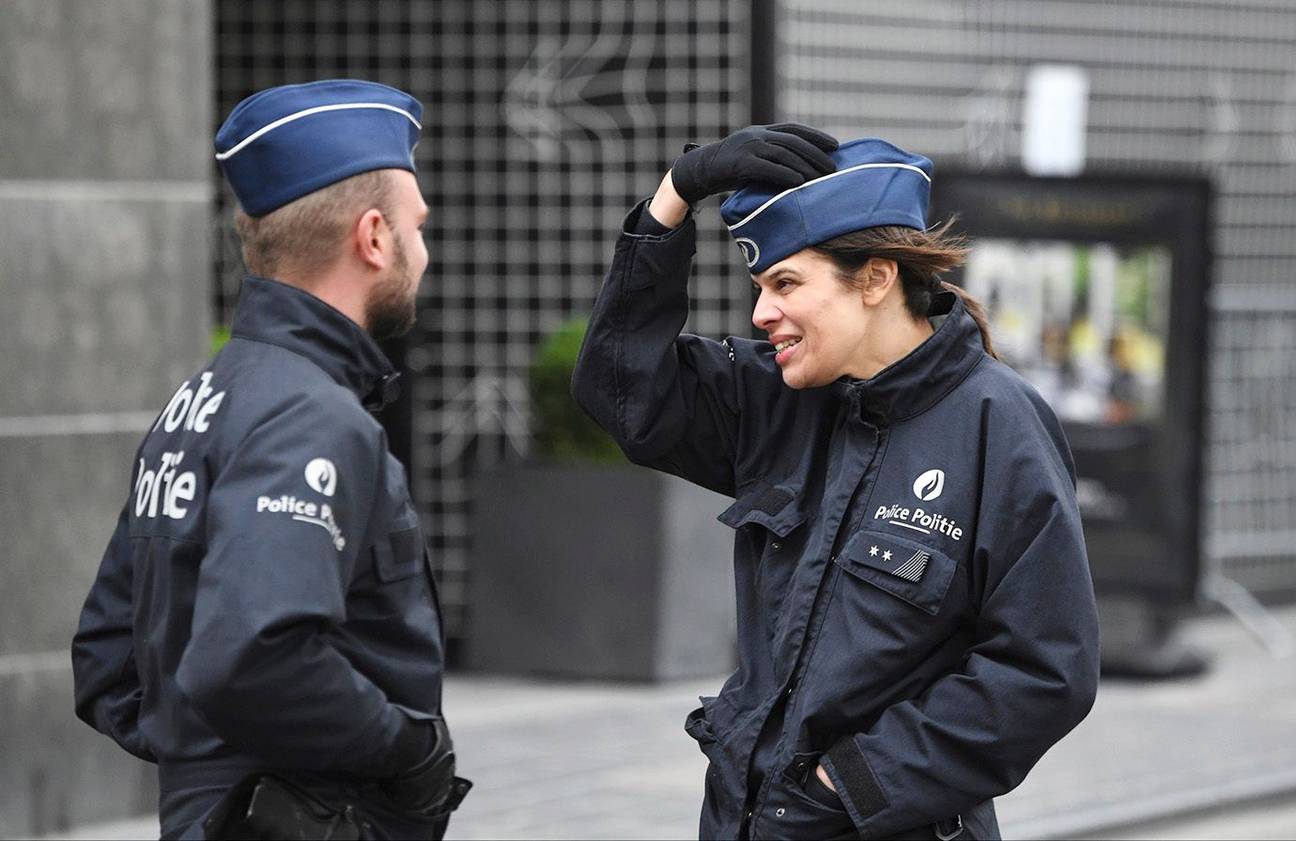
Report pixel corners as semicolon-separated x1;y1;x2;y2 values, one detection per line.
413;0;751;649
777;0;1296;596
213;0;753;651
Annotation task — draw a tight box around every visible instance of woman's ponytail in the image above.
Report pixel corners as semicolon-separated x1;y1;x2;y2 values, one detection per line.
939;281;998;360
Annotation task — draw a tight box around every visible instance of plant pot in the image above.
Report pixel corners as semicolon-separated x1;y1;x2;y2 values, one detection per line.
467;463;737;681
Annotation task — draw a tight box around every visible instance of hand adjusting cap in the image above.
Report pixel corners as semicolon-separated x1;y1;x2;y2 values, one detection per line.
670;123;839;204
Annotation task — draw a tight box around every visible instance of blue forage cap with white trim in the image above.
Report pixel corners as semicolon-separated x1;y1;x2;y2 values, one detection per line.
719;137;933;274
215;79;423;217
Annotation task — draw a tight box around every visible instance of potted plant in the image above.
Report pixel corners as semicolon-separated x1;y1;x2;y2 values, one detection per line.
467;318;737;680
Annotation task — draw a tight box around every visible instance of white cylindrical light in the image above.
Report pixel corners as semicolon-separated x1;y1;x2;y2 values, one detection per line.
1022;64;1090;177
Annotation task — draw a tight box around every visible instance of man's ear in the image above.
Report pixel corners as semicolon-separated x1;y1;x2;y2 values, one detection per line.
353;208;389;271
859;257;899;305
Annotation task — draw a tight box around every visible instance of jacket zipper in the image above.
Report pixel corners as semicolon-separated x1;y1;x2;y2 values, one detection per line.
748;419;882;836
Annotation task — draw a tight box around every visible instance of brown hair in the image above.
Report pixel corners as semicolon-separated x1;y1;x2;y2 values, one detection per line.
810;220;998;359
233;169;395;280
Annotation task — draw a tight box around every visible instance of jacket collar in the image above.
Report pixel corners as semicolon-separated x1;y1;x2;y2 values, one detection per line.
835;292;986;426
230;275;399;410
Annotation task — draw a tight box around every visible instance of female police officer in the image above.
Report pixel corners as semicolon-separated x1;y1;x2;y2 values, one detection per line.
571;127;1100;840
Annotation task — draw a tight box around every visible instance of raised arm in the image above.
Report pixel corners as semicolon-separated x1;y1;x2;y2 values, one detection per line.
571;125;838;496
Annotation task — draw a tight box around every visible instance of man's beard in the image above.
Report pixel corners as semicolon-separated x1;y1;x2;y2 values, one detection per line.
365;232;419;341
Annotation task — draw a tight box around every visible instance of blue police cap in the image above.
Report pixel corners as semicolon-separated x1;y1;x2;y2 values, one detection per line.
719;138;933;274
215;79;423;217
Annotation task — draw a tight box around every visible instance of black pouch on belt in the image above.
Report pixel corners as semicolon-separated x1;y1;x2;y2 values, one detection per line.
202;774;363;840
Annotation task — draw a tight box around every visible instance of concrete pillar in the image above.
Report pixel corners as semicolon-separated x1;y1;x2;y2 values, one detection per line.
0;1;211;834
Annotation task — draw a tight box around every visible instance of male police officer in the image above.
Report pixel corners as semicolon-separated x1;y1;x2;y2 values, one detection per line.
72;80;467;840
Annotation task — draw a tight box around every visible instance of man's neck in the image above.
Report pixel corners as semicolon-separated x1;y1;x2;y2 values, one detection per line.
274;268;369;332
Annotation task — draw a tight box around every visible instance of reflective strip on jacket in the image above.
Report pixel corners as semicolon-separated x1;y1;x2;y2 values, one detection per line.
571;203;1101;840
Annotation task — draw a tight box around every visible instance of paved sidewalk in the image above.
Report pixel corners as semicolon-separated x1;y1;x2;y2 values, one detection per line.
445;604;1296;839
995;603;1296;838
44;606;1296;840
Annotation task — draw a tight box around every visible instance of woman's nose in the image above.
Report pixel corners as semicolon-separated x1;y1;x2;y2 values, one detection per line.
751;289;779;331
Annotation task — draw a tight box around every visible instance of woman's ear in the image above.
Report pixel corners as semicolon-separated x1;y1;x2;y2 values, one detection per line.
859;257;899;306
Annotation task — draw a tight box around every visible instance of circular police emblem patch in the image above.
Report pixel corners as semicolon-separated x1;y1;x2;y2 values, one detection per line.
305;458;338;497
735;237;760;268
913;468;945;501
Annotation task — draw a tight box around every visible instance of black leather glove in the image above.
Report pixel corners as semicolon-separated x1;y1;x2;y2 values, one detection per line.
670;123;839;204
381;717;458;815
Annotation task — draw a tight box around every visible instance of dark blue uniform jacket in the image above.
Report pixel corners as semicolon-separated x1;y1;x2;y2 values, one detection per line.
72;276;447;839
572;205;1101;840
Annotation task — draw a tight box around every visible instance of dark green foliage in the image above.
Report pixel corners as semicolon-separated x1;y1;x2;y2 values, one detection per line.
530;317;625;463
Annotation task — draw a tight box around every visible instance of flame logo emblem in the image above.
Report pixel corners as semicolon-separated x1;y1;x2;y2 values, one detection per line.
304;458;338;497
913;469;945;501
735;237;760;268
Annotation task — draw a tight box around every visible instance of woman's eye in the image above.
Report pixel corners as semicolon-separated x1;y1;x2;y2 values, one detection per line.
775;279;793;291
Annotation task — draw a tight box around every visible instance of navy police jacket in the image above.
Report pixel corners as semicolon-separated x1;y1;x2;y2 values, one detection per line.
72;276;445;836
572;205;1101;840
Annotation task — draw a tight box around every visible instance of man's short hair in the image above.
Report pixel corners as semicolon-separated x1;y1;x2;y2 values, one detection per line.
233;169;395;280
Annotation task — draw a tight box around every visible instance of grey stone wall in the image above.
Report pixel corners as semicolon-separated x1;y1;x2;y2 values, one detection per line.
0;1;211;835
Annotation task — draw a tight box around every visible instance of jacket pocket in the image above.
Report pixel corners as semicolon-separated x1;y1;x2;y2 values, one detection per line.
834;529;957;615
686;699;745;822
757;762;854;840
374;511;423;583
717;479;811;537
685;703;717;745
685;693;742;746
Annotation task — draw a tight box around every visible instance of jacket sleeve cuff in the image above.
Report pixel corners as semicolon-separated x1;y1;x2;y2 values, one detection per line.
823;737;889;832
621;198;694;240
611;200;698;294
98;696;158;764
384;713;437;776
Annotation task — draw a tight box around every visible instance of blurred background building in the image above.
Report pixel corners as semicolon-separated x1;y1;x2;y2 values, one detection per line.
4;0;1296;837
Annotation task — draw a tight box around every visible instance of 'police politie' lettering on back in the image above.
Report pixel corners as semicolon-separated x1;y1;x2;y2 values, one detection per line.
134;372;227;521
154;372;226;435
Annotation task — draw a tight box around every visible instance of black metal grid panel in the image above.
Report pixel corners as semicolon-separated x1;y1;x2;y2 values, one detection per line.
213;1;753;651
417;0;751;650
776;0;1296;595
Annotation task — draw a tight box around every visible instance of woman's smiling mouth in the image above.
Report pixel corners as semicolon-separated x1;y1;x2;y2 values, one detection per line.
773;336;803;365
